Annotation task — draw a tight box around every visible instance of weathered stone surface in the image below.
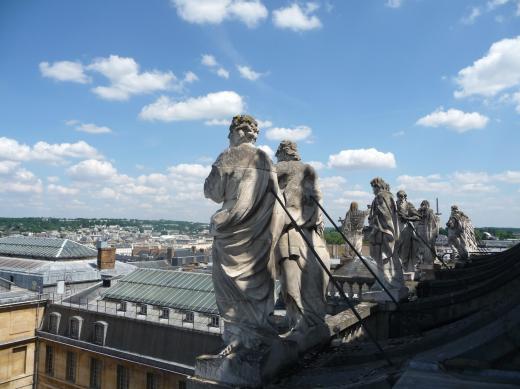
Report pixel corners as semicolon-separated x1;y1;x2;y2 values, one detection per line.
447;205;478;261
395;190;421;273
203;114;284;355
274;140;330;349
192;337;299;388
367;177;405;290
415;200;439;267
341;201;369;261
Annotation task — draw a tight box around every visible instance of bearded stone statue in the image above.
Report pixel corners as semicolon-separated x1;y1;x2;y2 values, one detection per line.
341;201;368;260
203;115;284;355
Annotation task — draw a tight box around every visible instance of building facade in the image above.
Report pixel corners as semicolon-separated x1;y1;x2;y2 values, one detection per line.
0;278;46;389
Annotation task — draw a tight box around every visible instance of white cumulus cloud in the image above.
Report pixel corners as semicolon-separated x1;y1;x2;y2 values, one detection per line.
273;3;322;32
328;148;396;170
172;0;268;27
416;108;489;133
67;159;117;180
168;163;211;178
139;91;244;122
66;120;112;134
454;36;520;98
47;184;79;195
0;137;101;163
87;55;176;101
386;0;403;8
265;126;312;141
217;68;230;79
39;61;90;83
237;65;263;80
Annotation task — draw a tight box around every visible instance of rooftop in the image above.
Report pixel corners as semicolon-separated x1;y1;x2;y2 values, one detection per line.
0;236;97;260
102;268;217;314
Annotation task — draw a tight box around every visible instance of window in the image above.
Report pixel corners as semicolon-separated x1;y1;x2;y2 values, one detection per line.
44;345;54;376
146;372;159;389
178;381;187;389
90;358;102;389
117;365;129;389
48;312;61;334
117;301;127;312
159;308;169;319
209;315;220;327
11;346;26;376
93;322;107;345
184;311;194;323
69;316;83;339
138;304;147;315
66;351;77;382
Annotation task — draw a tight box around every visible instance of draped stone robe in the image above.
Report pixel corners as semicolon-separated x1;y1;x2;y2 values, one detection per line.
204;143;284;349
447;212;478;260
275;160;330;331
396;201;421;272
416;207;439;265
368;190;404;286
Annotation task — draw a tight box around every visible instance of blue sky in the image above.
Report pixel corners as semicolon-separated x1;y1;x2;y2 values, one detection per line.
1;0;520;226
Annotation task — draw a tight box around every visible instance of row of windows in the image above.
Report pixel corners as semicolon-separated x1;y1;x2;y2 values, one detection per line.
44;345;186;389
48;313;108;344
118;303;220;327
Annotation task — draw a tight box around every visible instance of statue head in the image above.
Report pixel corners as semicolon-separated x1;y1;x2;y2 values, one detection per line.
275;140;301;162
451;205;460;215
350;201;359;212
228;115;259;147
370;177;389;195
396;190;407;201
420;200;430;210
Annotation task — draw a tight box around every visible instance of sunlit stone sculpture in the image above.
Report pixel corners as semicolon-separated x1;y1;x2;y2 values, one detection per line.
203;114;284;355
341;201;369;260
395;190;421;273
447;205;478;261
366;178;406;300
274;140;330;350
416;200;439;266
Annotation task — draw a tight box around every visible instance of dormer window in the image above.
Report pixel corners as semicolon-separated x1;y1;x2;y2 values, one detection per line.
93;321;108;346
48;312;61;334
137;304;147;316
69;316;83;339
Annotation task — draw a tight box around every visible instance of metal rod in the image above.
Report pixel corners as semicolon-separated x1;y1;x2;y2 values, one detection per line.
272;190;393;366
311;196;400;307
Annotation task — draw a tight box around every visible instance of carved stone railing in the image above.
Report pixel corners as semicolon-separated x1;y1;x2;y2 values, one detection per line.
327;275;376;301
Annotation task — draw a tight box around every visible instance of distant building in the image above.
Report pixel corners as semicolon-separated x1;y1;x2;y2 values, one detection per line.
0;277;46;388
0;237;135;294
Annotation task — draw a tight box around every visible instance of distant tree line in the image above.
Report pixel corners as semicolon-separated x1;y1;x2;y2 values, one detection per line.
0;217;209;235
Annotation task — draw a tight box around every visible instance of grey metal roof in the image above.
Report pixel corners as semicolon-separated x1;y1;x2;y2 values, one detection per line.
102;269;218;314
0;236;97;260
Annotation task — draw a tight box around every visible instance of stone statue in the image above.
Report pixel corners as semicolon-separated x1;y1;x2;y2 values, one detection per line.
341;201;368;260
447;205;478;261
367;177;404;288
416;200;439;265
203;114;284;355
395;190;421;272
274;140;330;345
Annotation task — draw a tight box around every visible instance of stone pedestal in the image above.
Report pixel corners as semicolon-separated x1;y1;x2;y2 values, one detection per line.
417;264;435;280
363;286;409;303
189;338;299;388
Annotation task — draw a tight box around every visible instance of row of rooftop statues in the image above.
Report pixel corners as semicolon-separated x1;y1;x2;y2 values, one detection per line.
201;114;478;385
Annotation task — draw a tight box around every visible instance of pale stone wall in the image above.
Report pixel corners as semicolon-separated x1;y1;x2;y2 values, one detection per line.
0;303;44;389
37;340;187;389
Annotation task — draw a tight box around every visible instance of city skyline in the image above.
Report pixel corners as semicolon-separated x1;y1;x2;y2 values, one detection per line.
1;0;520;226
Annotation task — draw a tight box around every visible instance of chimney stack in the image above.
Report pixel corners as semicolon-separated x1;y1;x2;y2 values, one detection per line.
97;241;116;270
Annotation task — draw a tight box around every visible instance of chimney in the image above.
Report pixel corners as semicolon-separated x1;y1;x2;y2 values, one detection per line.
166;247;173;261
97;241;116;270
